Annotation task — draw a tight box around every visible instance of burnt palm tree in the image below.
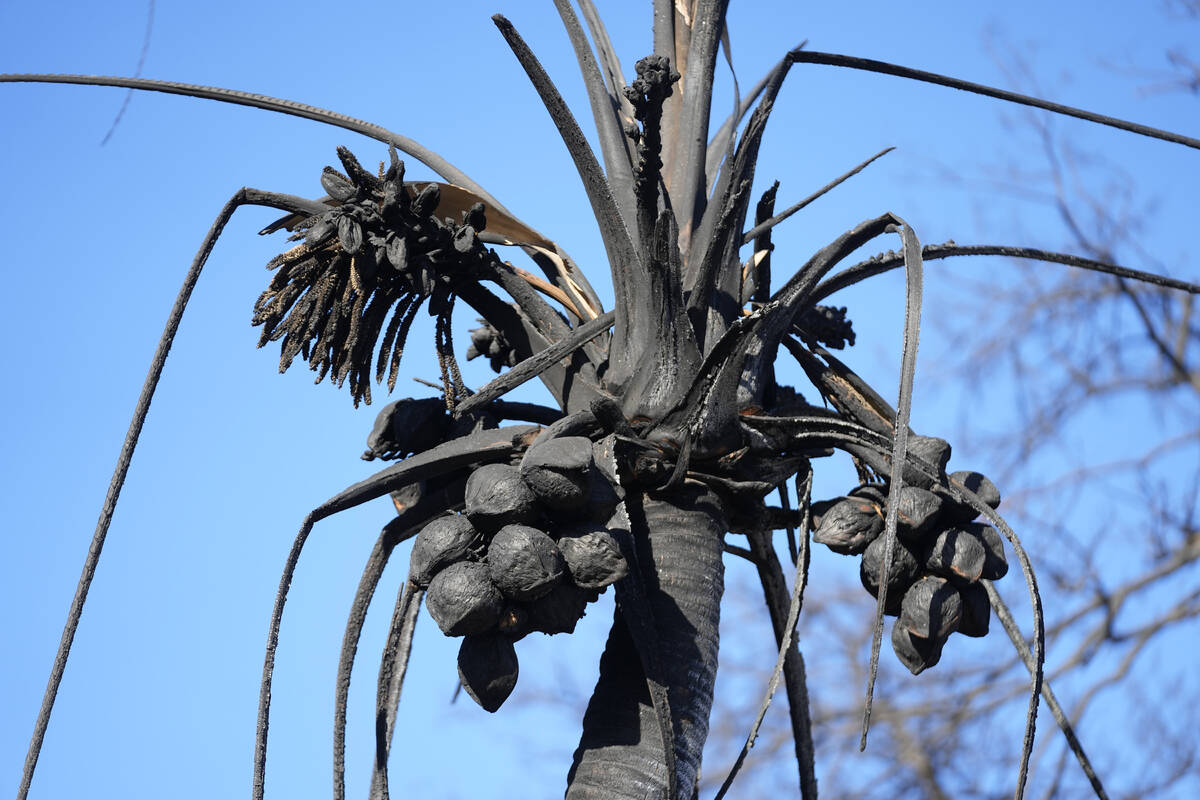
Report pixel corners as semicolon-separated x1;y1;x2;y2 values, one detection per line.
8;3;1199;799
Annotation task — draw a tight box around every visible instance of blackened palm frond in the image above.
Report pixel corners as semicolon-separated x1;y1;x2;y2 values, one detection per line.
983;583;1109;800
576;0;637;126
705;52;800;196
813;243;1200;302
334;521;405;800
740;146;896;245
454;310;616;416
653;0;683;188
455;282;608;414
370;581;424;800
0;74;515;208
687;177;750;351
788;52;1200;151
732;183;780;411
859;221;924;752
552;0;638;234
667;0;732;254
16;187;324;800
686;42;801;280
491;15;648;390
623;210;703;422
965;502;1044;800
716;487;816;800
333;476;467;800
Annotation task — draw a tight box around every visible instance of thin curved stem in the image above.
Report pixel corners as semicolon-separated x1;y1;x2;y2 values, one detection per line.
984;582;1110;800
814;244;1200;303
0;73;510;212
790;51;1200;150
860;221;924;750
369;582;424;800
16;188;315;800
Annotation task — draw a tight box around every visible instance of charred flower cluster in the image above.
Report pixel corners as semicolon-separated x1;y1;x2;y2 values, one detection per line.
252;146;496;406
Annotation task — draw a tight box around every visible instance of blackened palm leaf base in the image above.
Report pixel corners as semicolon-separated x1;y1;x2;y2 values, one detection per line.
567;484;725;799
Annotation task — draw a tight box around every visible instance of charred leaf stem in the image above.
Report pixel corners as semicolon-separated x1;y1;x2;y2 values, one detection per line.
15;187;321;800
814;244;1200;302
788;51;1200;151
370;582;424;800
861;222;924;751
491;15;646;390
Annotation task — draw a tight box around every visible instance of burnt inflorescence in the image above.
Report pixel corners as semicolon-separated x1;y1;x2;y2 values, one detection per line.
811;467;1007;674
252;146;499;406
793;304;856;350
410;431;626;712
465;317;521;373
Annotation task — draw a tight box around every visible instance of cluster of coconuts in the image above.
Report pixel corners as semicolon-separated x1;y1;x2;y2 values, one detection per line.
409;433;626;711
811;470;1007;674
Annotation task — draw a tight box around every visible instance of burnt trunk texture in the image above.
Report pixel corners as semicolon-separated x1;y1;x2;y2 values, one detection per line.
566;482;726;799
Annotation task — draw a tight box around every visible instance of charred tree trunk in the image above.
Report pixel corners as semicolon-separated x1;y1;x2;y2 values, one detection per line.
566;482;726;799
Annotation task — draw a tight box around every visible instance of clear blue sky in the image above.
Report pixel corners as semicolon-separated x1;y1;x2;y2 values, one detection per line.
2;1;1196;798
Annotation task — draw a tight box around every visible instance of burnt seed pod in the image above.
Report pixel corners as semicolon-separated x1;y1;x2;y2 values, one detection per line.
894;485;944;540
487;524;567;601
848;483;889;506
408;514;480;587
860;535;923;615
923;526;988;584
425;561;504;637
557;528;628;590
957;582;992;638
519;435;595;512
464;463;538;532
526;580;591;635
972;522;1009;580
941;470;1003;524
812;496;883;555
891;621;946;676
457;632;519;713
899;575;963;640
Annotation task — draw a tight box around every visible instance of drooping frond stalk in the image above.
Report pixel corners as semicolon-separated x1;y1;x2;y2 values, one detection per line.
860;221;925;750
0;74;511;207
787;52;1200;150
17;188;322;800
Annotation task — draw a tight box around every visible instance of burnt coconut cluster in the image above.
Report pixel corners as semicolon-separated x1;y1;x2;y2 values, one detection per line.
811;467;1007;674
409;431;626;712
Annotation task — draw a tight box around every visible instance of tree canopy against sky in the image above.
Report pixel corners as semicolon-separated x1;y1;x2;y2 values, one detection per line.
2;1;1196;798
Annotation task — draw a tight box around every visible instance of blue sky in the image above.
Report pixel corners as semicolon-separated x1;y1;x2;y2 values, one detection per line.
2;1;1196;798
